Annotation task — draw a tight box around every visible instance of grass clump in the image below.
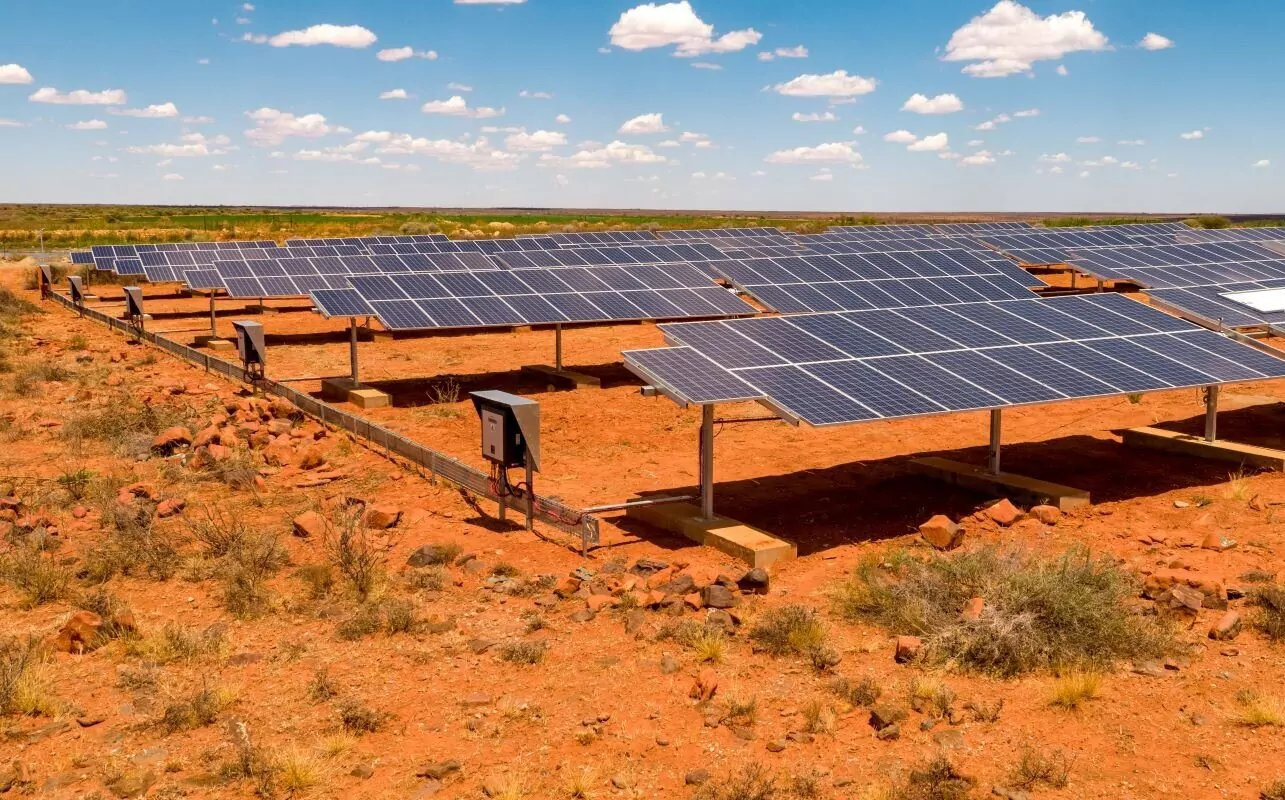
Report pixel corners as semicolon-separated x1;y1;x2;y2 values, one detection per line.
1250;585;1285;641
1008;748;1072;791
833;546;1171;678
161;684;233;733
0;637;58;717
1;545;72;608
336;598;421;640
1049;670;1101;710
828;674;882;707
909;675;956;718
82;503;182;583
891;756;975;800
1235;689;1285;728
1263;779;1285;800
273;747;322;793
307;668;339;702
693;764;777;800
129;623;225;664
322;506;394;602
338;699;387;735
749;604;829;661
501;640;548;665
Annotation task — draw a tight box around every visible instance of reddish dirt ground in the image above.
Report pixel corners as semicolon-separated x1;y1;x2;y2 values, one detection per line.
3;265;1285;799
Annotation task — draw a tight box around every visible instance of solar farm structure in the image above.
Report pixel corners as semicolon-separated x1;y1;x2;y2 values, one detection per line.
56;219;1285;563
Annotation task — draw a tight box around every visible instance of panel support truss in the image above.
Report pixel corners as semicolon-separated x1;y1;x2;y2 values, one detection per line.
700;404;715;520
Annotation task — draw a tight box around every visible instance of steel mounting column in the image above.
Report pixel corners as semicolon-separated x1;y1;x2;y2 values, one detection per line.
988;409;1003;475
700;404;715;520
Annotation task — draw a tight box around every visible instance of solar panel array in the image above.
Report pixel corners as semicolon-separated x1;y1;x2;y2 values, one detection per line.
658;227;785;240
707;249;1038;314
624;293;1285;425
933;222;1036;235
1064;243;1285;289
334;262;757;331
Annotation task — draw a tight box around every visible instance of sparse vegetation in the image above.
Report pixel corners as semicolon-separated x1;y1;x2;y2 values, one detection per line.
1263;779;1285;800
321;505;393;602
1049;670;1102;709
307;668;340;703
161;684;233;733
1250;584;1285;641
890;756;975;800
694;764;777;800
338;698;387;734
0;636;58;717
833;546;1172;677
1008;748;1072;790
1235;689;1285;728
1;544;72;607
828;674;882;707
501;640;549;665
128;623;225;664
749;604;829;662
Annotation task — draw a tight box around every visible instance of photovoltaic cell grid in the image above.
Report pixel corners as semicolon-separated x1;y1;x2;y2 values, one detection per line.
659;227;785;240
1063;243;1285;289
623;293;1285;426
932;222;1036;235
709;249;1041;314
335;262;757;331
1148;283;1285;329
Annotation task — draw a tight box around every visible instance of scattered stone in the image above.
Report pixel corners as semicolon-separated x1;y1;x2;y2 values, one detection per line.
406;544;457;568
586;594;618;613
868;704;907;731
875;723;901;741
731;726;755;741
1132;661;1167;678
417;761;461;780
766;739;787;753
467;639;495;655
461;693;492;708
75;716;105;728
54;611;104;654
919;514;964;550
1173;500;1190;509
685;770;711;786
553;576;582;598
689;668;719;702
106;768;155;799
1029;504;1061;525
655;735;669;747
985;498;1023;527
1162;584;1204;616
150;427;191;454
623;610;646;636
351;764;375;780
156;498;186;518
227;652;264;667
701;585;737;609
934;729;965;750
569;609;596;623
291;511;331;539
1200;531;1236;551
894;635;922;664
737;568;770;595
1209;611;1242;641
610;775;629;790
992;785;1030;800
298;447;326;470
659;655;680;675
364;505;402;529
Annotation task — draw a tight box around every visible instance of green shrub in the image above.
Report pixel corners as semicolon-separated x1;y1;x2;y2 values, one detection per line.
833;546;1171;677
749;604;828;658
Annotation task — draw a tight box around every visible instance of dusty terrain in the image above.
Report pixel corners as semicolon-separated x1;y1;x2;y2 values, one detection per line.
2;264;1285;799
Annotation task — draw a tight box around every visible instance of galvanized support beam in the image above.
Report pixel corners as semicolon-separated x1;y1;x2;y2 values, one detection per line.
700;404;715;520
988;408;1003;475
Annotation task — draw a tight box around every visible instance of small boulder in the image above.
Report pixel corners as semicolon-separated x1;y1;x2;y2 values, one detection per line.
920;515;964;551
54;611;104;654
985;498;1023;527
416;761;460;781
736;568;770;595
894;635;922;664
1029;505;1061;525
868;703;907;731
150;426;192;454
291;510;332;539
1209;611;1242;641
689;668;719;702
685;770;710;787
364;505;402;530
701;585;737;609
1162;584;1204;616
261;439;294;467
298;447;326;471
156;498;186;518
1200;531;1236;552
192;425;221;449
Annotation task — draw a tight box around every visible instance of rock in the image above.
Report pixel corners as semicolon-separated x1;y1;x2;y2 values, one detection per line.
76;716;105;728
985;498;1023;527
934;729;965;750
364;505;401;529
351;764;375;779
919;514;964;550
961;597;985;621
685;770;711;786
298;447;326;470
610;775;630;790
261;439;294;467
1029;505;1061;525
406;544;456;568
894;635;922;664
1132;661;1167;678
992;786;1030;800
874;723;901;741
1209;611;1242;641
461;693;492;708
1173;500;1190;509
869;704;907;731
689;668;719;702
150;426;191;454
553;576;582;598
54;611;104;654
569;609;596;623
417;761;461;780
659;655;680;675
623;610;646;636
706;608;736;632
462;559;488;576
291;511;331;539
106;768;155;799
766;739;787;753
267;419;293;436
1162;584;1204;616
156;498;186;518
737;568;770;595
586;594;618;613
701;585;737;609
660;573;697;596
1200;531;1236;551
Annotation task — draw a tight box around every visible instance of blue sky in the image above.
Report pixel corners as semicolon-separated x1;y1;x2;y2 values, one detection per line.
1;0;1280;212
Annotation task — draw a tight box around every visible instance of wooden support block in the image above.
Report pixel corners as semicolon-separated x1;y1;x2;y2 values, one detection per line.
348;388;391;409
205;339;235;352
521;364;601;389
320;377;357;402
1122;426;1285;471
626;502;796;569
909;456;1091;511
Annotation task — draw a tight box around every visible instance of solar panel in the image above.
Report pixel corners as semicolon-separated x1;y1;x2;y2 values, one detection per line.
184;269;226;291
70;251;94;265
624;293;1285;427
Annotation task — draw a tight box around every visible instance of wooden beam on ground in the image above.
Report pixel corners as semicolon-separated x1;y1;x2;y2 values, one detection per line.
1121;426;1285;471
909;456;1091;511
626;501;796;569
521;364;601;390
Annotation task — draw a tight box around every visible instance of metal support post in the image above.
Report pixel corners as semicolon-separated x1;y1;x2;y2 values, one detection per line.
209;294;217;336
1096;278;1105;293
525;452;535;531
349;318;360;387
988;408;1003;475
700;404;715;520
555;323;563;371
1070;272;1077;289
1204;385;1219;443
498;482;507;522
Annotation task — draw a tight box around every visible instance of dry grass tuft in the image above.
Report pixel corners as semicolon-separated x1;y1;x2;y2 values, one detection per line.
693;764;777;800
161;684;235;733
1008;747;1072;791
1;545;72;608
0;637;59;717
501;640;548;665
128;623;225;665
338;698;388;734
1235;689;1285;728
833;546;1171;677
1050;670;1101;710
1251;585;1285;641
889;756;975;800
828;674;882;707
749;604;830;662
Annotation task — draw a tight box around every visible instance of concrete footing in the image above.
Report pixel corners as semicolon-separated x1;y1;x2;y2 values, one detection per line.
1122;426;1285;471
320;378;390;408
521;364;601;389
626;501;796;569
909;456;1091;511
197;337;235;351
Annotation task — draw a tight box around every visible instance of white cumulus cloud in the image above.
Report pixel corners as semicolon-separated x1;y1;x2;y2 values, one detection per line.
1180;129;1205;140
0;64;34;84
902;93;963;115
245;108;335;145
555;114;572;124
608;1;761;57
29;87;127;105
1253;159;1271;169
380;89;410;100
505;129;567;152
942;0;1108;78
883;130;917;144
66;120;108;130
377;46;437;61
907;132;949;152
255;23;377;48
126;132;233;157
162;173;184;181
519;90;554;99
792;111;837;123
422;96;504;118
1139;33;1174;51
758;45;808;61
1038;153;1071;162
959;150;995;166
772;70;877;98
764;141;863;165
539;140;670;169
111;102;180;119
618;112;669;134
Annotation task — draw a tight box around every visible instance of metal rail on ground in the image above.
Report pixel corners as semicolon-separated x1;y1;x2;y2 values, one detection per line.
47;290;601;551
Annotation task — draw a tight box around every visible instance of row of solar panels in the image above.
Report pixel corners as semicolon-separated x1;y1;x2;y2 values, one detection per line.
623;293;1285;427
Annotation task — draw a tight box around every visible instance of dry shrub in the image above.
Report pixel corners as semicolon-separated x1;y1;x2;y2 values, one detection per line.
890;756;975;800
1008;748;1072;791
1049;670;1101;709
693;764;777;800
501;640;548;665
828;674;881;707
1;545;72;608
1263;779;1285;800
221;531;288;619
62;402;187;455
336;598;420;640
79;587;138;643
82;502;181;583
0;637;58;717
162;684;233;733
322;506;394;602
307;668;339;703
1235;689;1285;728
833;546;1171;677
1251;585;1285;641
749;604;830;664
338;699;387;734
129;623;225;664
296;563;336;599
